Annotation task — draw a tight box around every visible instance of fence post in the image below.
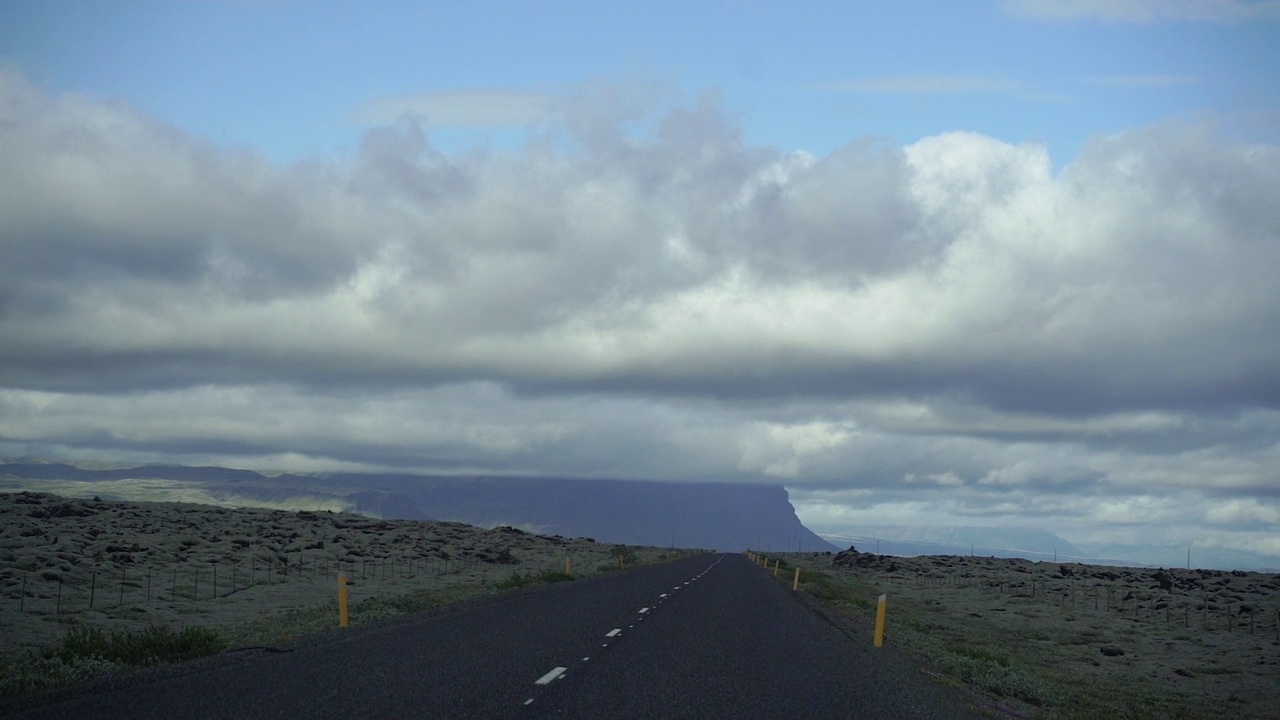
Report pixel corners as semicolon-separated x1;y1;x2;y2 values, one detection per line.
119;568;126;607
793;567;800;591
338;574;350;628
213;564;218;599
19;573;25;613
90;570;97;610
146;568;152;603
57;576;62;615
874;594;888;648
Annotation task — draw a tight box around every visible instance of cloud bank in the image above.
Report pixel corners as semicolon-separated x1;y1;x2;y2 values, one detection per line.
1;70;1277;553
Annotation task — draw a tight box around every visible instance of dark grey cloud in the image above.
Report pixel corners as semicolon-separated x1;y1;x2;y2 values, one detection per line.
1;69;1277;556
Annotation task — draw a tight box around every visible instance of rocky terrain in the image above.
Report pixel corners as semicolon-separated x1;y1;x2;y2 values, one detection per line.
807;547;1280;718
0;491;674;659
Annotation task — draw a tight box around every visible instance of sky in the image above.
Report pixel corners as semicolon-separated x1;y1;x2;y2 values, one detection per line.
1;0;1279;558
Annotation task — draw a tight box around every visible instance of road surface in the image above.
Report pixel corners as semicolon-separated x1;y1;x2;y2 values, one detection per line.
6;553;986;719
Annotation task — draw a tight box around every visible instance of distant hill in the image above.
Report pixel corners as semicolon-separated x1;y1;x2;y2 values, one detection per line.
0;460;838;554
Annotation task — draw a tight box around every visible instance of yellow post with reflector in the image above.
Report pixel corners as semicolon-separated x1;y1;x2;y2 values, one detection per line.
338;574;350;628
793;567;800;591
873;594;887;647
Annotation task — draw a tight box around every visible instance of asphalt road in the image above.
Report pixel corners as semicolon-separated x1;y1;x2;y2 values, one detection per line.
7;553;986;719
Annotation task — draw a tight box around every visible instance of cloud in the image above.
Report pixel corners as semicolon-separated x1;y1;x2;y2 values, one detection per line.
2;69;1279;556
347;90;557;127
822;75;1023;95
1005;0;1280;23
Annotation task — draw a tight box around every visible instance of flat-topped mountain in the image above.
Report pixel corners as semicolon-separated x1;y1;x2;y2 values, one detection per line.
0;461;837;554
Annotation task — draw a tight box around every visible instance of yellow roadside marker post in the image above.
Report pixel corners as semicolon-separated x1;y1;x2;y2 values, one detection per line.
793;567;800;591
338;574;351;628
773;559;779;576
873;594;887;647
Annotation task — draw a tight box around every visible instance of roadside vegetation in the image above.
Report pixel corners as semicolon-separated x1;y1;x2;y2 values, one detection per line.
1;547;690;702
0;624;227;698
769;555;1239;720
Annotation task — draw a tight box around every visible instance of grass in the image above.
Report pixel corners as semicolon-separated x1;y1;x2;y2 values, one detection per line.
1;547;679;703
495;569;576;590
54;624;226;666
778;557;1266;719
0;623;227;698
783;562;1068;713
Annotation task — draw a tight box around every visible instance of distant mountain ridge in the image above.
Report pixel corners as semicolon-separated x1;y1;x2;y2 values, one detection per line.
0;460;838;554
821;526;1280;572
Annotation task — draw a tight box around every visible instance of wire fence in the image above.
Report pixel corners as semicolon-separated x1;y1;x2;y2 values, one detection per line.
767;550;1280;642
1;551;496;618
863;569;1280;639
0;545;634;623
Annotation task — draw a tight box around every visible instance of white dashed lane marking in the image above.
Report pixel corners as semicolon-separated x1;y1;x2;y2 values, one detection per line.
535;667;568;685
518;557;726;711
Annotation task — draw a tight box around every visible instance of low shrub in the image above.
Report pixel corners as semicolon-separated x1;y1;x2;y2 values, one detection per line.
0;623;227;699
